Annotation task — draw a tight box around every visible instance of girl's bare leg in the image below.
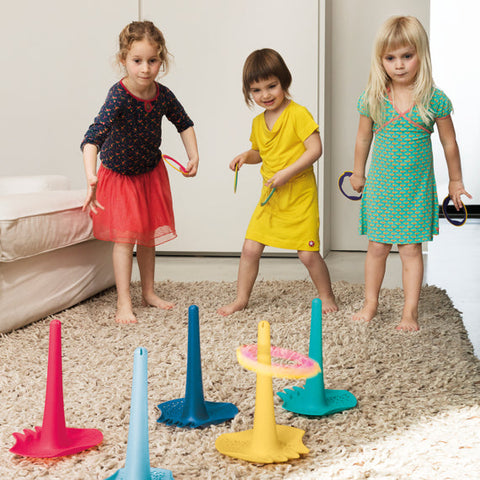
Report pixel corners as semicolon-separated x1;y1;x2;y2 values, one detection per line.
396;243;422;331
113;242;137;324
353;241;392;322
297;250;338;313
217;239;264;316
137;245;174;310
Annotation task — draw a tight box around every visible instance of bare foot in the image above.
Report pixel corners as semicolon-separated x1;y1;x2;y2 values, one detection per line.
396;312;419;331
320;295;338;314
217;299;248;317
352;300;378;322
142;293;174;310
116;302;137;324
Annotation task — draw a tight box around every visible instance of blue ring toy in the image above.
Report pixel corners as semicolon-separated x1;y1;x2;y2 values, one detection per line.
442;195;467;227
338;171;362;201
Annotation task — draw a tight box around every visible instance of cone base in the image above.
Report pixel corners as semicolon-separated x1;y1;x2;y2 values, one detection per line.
278;386;357;416
10;426;103;458
215;424;309;463
105;466;174;480
157;398;238;428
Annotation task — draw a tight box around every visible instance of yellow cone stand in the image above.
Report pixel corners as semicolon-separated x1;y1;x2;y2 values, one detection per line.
215;321;309;463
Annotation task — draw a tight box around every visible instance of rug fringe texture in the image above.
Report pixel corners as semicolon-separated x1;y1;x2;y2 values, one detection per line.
1;281;480;479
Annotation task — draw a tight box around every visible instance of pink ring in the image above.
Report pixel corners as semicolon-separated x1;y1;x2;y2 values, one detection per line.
236;344;320;379
163;154;187;174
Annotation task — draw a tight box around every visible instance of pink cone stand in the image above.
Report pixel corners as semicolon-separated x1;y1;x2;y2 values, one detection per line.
10;319;103;458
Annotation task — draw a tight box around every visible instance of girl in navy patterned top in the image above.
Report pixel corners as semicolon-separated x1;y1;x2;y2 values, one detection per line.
81;21;199;324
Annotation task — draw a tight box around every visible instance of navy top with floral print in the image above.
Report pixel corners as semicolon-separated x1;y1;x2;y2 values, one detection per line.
81;80;194;175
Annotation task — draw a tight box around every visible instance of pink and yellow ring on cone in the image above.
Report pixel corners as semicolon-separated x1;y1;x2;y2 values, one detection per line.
237;344;320;379
216;321;313;464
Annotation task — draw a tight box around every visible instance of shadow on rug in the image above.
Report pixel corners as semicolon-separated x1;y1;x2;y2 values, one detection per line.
1;281;480;479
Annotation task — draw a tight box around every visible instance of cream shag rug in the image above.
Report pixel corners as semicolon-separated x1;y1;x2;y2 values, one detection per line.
1;281;480;480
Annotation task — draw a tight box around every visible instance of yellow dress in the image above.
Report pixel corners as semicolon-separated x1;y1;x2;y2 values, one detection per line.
245;101;320;251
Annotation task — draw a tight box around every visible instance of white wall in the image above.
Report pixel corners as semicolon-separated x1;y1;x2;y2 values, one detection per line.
0;0;136;184
430;0;480;204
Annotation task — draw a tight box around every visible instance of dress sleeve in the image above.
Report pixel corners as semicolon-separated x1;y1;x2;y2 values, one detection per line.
357;91;370;117
163;87;194;133
249;115;259;150
431;88;453;119
293;105;319;142
80;84;124;151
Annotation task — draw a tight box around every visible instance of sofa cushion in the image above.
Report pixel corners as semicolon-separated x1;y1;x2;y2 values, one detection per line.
0;175;71;195
0;190;93;262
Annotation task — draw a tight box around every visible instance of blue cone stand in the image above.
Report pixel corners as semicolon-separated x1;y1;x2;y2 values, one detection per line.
106;348;174;480
278;299;357;416
157;305;238;428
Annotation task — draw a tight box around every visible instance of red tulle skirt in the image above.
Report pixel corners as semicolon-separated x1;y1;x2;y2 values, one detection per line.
91;162;176;247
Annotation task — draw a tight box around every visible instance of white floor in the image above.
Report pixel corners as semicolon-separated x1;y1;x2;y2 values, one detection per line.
133;219;480;357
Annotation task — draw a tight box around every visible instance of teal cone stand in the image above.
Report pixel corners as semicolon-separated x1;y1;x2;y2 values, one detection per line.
157;305;238;428
278;299;357;416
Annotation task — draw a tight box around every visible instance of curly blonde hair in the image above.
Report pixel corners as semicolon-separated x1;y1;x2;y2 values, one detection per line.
363;16;434;124
117;20;170;76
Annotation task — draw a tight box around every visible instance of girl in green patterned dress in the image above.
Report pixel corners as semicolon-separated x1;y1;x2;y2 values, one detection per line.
350;16;471;331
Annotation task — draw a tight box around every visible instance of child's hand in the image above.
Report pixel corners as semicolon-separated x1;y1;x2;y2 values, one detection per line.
82;177;105;214
350;173;366;193
230;149;262;170
183;158;199;177
229;152;247;171
230;149;262;171
448;180;472;210
265;169;290;189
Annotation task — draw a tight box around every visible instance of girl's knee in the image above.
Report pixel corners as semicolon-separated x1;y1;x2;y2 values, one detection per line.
297;250;321;268
113;242;134;255
368;241;392;258
241;240;264;261
136;244;154;254
398;243;422;259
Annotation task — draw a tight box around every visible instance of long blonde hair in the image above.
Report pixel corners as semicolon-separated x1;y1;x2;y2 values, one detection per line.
363;16;434;124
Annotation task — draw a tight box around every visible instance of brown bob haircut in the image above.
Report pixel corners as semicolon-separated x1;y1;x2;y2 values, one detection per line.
242;48;292;107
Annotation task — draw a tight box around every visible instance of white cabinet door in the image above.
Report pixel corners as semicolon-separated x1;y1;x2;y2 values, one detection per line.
328;0;429;251
142;0;319;253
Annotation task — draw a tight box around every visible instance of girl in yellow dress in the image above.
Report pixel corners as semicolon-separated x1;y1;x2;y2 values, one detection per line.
218;48;337;316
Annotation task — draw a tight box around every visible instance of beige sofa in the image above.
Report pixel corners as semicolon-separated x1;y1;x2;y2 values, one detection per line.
0;175;115;333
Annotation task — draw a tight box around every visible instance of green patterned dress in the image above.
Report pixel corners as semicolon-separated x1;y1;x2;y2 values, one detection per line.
357;88;452;244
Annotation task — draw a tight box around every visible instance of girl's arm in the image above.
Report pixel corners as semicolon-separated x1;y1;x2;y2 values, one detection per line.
436;115;472;209
265;131;322;188
82;143;104;214
229;149;262;171
179;126;200;177
350;115;373;193
81;85;124;213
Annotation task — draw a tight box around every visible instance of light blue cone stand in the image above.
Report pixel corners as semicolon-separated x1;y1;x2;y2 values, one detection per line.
157;305;238;428
278;298;357;416
106;348;174;480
